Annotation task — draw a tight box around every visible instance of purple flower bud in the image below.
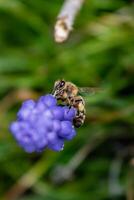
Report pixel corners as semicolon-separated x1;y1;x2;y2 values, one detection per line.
40;118;53;131
63;106;76;121
28;113;38;124
10;122;20;135
36;100;47;112
22;100;36;109
53;120;61;132
24;145;36;153
47;131;58;144
65;128;76;140
35;137;48;151
42;109;54;119
59;121;74;140
48;137;64;152
17;108;30;120
52;106;64;120
41;95;57;107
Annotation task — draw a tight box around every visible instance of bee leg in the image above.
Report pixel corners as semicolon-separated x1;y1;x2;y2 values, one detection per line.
73;116;82;128
67;105;73;113
65;97;74;113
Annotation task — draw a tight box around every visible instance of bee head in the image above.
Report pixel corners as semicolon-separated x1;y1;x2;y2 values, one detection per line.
52;79;66;98
54;80;65;89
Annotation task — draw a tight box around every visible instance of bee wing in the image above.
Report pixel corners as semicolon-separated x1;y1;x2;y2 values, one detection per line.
78;87;103;96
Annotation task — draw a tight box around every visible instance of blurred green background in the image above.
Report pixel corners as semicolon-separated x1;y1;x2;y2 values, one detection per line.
0;0;134;200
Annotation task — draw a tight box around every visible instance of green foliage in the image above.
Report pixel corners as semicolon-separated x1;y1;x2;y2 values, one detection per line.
0;0;133;200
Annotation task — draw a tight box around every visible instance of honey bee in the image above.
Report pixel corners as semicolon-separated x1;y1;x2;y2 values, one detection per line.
52;79;101;128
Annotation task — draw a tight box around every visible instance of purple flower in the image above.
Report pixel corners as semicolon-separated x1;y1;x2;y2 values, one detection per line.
10;94;76;153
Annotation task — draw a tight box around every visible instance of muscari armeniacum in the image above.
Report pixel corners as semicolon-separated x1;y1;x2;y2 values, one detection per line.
10;95;76;153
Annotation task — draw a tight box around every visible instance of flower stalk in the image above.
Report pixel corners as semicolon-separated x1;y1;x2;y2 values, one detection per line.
54;0;85;43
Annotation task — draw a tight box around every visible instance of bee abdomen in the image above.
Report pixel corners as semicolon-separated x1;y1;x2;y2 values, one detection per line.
73;113;85;128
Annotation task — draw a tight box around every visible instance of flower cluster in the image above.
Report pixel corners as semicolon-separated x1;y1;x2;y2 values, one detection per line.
10;94;76;153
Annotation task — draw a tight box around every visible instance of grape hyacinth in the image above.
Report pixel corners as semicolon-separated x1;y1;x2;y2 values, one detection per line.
10;94;77;153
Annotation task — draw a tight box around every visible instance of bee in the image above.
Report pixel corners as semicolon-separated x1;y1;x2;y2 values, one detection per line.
52;79;101;128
